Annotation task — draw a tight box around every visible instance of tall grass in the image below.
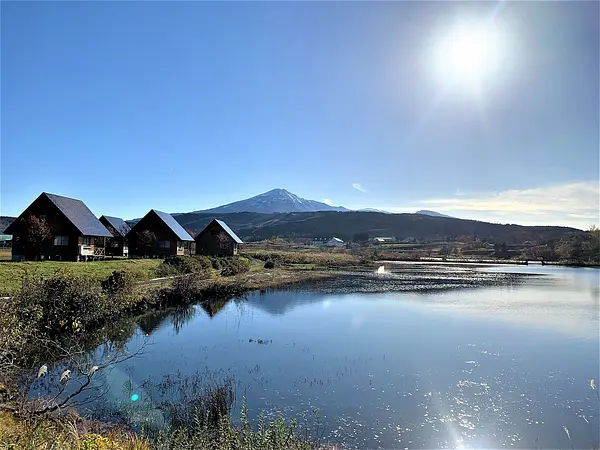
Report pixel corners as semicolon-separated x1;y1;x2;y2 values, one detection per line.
242;250;356;267
119;371;320;449
0;411;150;450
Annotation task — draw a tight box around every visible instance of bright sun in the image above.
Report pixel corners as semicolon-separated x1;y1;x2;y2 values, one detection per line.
432;21;506;95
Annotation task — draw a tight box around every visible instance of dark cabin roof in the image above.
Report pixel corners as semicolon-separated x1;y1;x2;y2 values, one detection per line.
100;216;131;237
45;193;113;237
5;192;112;237
152;210;195;241
197;219;243;244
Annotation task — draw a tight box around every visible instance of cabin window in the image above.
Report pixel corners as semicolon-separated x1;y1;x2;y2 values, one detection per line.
39;214;48;222
53;236;69;246
158;240;171;249
81;236;91;245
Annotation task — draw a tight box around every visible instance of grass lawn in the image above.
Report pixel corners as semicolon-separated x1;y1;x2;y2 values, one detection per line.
0;259;162;296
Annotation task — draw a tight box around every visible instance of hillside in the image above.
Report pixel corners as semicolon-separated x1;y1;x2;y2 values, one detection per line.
174;211;582;243
0;216;16;233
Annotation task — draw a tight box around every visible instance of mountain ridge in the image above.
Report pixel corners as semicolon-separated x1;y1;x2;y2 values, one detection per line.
0;216;16;233
174;210;583;244
416;210;453;218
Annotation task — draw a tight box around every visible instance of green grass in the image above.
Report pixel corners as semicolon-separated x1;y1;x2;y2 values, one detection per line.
247;257;266;272
0;259;162;296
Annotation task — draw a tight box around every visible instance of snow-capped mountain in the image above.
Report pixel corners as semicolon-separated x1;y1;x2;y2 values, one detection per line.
195;189;349;214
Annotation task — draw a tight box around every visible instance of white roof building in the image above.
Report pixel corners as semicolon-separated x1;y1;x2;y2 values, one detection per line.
325;237;345;247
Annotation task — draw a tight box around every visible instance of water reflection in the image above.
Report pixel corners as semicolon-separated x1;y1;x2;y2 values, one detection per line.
138;310;172;336
72;265;599;448
199;298;230;318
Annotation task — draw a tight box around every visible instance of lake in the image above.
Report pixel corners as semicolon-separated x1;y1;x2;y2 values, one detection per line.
80;264;600;448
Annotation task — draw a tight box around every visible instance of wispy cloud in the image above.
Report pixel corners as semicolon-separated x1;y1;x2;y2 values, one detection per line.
322;198;333;206
352;183;367;193
372;181;600;229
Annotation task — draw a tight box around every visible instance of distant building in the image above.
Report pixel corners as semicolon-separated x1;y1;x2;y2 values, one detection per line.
99;215;131;257
399;237;415;244
370;237;396;244
127;210;195;257
4;192;112;261
324;237;345;248
0;234;12;249
195;219;243;256
311;237;330;247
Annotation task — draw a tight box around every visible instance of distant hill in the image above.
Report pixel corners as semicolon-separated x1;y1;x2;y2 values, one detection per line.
416;210;453;218
358;208;391;214
174;210;582;244
0;216;16;233
194;189;349;214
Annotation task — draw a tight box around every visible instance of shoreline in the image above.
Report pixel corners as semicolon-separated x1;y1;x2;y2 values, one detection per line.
377;257;600;268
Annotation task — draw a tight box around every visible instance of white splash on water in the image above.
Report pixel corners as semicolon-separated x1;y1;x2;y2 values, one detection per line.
377;265;386;274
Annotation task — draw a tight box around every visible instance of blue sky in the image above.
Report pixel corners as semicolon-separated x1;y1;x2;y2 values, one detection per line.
1;1;598;228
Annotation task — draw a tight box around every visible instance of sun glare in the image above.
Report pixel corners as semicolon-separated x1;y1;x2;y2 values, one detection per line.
432;21;506;95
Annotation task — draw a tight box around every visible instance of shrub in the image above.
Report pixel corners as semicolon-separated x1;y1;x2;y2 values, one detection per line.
101;271;137;310
264;260;275;269
193;255;212;271
102;270;134;296
211;257;224;270
220;257;250;277
168;276;204;304
0;301;31;381
16;275;108;334
156;256;206;277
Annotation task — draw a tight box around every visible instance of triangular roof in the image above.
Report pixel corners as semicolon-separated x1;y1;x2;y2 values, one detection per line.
5;192;112;237
214;219;243;244
128;210;194;241
153;210;194;241
99;215;131;237
196;219;243;244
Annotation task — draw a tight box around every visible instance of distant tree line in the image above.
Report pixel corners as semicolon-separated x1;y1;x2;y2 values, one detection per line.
521;225;599;264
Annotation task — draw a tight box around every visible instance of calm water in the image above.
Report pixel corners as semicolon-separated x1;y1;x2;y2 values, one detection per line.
84;264;599;448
